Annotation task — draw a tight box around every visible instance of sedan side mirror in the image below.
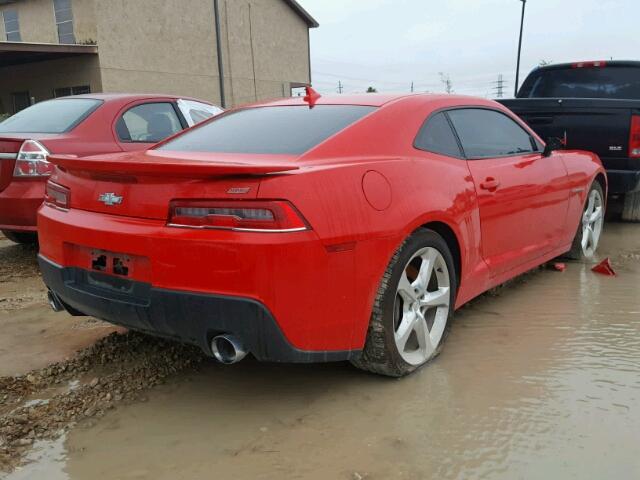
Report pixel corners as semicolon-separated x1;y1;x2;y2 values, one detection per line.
542;137;564;157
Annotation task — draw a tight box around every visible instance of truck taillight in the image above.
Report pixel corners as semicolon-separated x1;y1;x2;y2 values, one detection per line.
44;181;70;209
168;200;309;232
571;60;607;68
630;116;640;158
14;140;53;177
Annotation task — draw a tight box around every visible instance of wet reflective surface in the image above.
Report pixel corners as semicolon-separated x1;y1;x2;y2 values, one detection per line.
6;223;640;479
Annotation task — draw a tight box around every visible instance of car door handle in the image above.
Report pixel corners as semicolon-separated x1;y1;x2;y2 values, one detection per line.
480;178;500;191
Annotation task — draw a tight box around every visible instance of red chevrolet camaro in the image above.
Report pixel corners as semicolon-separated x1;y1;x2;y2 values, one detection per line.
0;94;222;243
38;92;606;377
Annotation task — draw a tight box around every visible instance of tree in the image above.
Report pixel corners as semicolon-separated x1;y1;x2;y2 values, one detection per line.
438;72;454;94
539;59;553;66
366;86;377;93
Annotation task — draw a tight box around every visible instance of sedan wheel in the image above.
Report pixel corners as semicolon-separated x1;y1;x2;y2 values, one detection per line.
352;229;456;377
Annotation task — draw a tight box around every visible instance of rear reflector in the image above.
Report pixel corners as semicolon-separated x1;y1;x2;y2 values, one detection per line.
14;140;53;177
45;181;70;209
168;200;309;232
630;116;640;158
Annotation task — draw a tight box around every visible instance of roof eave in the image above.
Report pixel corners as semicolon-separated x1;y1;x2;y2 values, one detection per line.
283;0;319;28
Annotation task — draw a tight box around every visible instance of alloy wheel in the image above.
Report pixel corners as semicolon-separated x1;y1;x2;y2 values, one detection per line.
394;247;451;366
581;188;604;257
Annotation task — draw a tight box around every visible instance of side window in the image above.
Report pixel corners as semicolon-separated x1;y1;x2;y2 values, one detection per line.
447;108;537;158
414;112;462;158
176;99;223;127
116;103;182;143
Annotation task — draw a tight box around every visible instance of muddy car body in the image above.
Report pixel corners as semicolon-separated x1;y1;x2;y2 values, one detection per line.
37;93;606;376
0;94;222;243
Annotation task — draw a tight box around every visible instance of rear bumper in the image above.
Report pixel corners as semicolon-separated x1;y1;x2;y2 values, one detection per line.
0;178;45;231
606;169;640;194
39;255;359;363
37;204;379;361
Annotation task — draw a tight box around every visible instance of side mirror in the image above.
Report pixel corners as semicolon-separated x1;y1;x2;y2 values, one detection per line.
542;137;564;157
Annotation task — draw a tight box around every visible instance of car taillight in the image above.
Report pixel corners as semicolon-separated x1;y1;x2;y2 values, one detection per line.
45;181;70;209
14;140;53;177
630;116;640;158
168;200;309;232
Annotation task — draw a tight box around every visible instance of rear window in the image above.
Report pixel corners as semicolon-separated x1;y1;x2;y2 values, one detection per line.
519;67;640;99
0;98;102;134
158;105;376;155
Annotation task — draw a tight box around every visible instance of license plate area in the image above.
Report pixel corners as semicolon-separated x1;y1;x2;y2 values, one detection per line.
63;243;152;283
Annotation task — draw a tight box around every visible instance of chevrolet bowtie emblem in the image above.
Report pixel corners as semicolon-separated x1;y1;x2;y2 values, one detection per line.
98;192;123;206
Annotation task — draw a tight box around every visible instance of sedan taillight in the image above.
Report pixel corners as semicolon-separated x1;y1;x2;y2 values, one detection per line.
44;181;70;209
168;200;309;232
630;115;640;158
14;140;54;177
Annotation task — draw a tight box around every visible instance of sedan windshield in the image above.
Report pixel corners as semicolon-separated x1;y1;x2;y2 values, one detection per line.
0;98;103;134
158;105;376;155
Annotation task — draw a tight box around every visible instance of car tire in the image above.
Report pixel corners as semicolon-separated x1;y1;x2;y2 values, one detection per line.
2;230;38;245
622;191;640;222
566;181;605;261
351;229;457;377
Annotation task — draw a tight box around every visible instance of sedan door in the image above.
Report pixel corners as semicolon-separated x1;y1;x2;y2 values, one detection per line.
447;108;570;276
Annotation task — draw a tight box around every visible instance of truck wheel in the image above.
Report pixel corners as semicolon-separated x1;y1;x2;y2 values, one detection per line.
566;182;605;261
1;230;38;245
351;229;457;377
622;191;640;222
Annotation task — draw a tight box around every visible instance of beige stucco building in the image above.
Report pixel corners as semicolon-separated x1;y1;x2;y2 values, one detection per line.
0;0;317;114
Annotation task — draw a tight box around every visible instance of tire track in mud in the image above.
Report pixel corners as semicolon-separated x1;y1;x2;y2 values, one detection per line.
0;331;206;472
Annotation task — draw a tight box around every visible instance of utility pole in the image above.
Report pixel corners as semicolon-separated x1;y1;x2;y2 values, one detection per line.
337;81;343;94
213;0;226;108
514;0;527;97
411;81;414;93
493;74;506;98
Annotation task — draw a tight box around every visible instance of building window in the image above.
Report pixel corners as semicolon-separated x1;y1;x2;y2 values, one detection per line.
54;85;91;98
53;0;75;44
12;92;31;113
3;10;21;42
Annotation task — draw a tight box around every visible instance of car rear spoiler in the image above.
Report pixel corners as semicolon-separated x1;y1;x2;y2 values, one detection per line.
48;153;299;178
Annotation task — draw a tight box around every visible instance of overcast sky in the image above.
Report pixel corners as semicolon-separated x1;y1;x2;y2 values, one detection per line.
300;0;639;98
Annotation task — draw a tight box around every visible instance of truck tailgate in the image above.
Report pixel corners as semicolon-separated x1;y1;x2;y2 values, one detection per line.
501;98;637;161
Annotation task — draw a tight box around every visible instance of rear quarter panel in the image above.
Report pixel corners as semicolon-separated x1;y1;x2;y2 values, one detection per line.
257;96;489;346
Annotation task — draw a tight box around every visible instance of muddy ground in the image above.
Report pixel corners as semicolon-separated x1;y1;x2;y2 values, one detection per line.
0;221;639;479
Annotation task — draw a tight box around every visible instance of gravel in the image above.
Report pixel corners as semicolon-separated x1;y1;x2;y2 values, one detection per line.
0;331;206;472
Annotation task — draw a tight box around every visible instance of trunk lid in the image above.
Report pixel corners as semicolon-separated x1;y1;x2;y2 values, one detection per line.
501;98;640;160
0;137;23;192
49;150;299;220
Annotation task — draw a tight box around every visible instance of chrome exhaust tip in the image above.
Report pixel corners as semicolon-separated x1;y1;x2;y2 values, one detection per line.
211;335;248;364
47;290;65;313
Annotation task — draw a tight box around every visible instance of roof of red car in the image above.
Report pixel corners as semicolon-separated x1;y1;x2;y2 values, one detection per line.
255;92;487;108
62;93;212;104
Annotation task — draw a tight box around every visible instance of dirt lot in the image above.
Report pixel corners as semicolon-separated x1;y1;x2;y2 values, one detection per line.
1;222;639;479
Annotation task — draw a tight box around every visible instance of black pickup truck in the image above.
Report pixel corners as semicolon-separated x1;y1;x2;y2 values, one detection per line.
500;60;640;221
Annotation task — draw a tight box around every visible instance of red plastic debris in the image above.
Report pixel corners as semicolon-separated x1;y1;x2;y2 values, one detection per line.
592;258;616;276
553;262;566;272
303;86;321;108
